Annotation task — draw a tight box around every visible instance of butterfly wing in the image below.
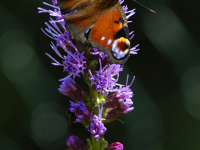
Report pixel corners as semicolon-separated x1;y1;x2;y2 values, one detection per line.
58;0;101;45
88;3;130;64
58;0;90;13
57;0;130;64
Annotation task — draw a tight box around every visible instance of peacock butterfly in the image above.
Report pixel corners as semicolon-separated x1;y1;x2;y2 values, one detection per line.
57;0;131;64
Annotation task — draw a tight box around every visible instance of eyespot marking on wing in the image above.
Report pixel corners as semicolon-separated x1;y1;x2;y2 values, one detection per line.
107;39;112;45
111;37;130;59
101;37;105;40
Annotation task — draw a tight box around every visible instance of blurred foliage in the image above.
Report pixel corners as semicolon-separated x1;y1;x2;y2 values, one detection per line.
0;0;200;150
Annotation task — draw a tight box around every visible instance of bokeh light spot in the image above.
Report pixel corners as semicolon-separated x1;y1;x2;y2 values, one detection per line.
31;102;68;147
0;31;34;71
181;66;200;120
129;118;164;150
1;42;34;71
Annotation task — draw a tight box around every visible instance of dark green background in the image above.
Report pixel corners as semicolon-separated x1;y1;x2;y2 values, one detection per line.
0;0;200;150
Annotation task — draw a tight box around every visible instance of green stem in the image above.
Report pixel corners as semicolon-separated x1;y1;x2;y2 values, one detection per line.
87;136;108;150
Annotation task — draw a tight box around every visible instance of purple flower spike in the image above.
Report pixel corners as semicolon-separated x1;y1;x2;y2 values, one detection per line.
70;101;92;122
67;135;89;150
106;142;123;150
87;103;107;141
58;77;87;102
39;1;138;148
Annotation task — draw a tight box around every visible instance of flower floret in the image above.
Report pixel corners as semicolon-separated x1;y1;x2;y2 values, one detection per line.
87;103;107;141
70;101;92;122
89;59;123;95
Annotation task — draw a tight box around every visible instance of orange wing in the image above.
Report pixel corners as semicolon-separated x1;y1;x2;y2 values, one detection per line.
89;3;130;64
57;0;129;64
58;0;119;29
57;0;118;45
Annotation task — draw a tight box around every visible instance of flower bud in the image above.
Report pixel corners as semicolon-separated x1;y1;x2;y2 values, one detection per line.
67;135;89;150
106;142;123;150
58;77;87;102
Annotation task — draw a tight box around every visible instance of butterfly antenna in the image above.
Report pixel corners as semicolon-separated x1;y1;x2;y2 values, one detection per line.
133;0;156;13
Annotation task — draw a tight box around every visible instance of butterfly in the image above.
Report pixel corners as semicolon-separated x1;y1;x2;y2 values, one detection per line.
57;0;130;64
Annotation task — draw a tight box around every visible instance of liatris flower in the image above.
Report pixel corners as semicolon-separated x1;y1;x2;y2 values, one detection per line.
70;100;92;123
87;103;107;141
58;76;87;102
38;0;139;149
67;135;89;150
88;59;123;95
106;142;123;150
104;75;135;120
